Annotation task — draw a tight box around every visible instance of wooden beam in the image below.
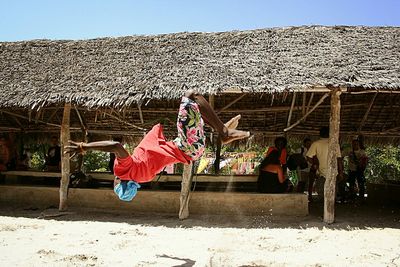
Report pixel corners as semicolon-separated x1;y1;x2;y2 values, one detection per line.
358;92;378;132
74;105;88;135
59;103;71;211
179;162;194;219
348;90;400;94
302;92;306;116
0;110;62;128
286;92;297;128
102;111;147;131
324;88;342;224
137;104;144;124
304;93;314;122
217;94;246;114
284;93;330;132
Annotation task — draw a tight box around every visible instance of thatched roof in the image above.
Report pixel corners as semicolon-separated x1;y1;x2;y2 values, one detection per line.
1;26;399;108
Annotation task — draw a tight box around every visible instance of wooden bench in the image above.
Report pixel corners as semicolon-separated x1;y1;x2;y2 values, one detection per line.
0;185;308;216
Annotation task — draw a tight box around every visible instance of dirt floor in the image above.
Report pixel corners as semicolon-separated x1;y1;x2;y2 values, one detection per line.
0;201;399;267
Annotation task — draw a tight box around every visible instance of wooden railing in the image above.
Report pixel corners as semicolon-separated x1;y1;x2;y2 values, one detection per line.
0;170;258;183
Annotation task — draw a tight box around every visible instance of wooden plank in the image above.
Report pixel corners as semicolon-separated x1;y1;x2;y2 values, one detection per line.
1;171;61;177
59;103;71;211
324;88;342;224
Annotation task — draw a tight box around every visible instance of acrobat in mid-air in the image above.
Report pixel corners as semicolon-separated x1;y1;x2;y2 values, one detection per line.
65;90;250;201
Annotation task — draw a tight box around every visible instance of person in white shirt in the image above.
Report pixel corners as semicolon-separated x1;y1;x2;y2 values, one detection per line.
306;127;343;201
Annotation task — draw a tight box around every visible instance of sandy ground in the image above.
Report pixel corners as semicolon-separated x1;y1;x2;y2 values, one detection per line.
0;202;399;267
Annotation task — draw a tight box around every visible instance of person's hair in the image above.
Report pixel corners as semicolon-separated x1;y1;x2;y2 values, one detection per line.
274;137;287;149
259;150;281;170
303;137;311;144
319;127;329;138
357;135;366;150
113;136;123;143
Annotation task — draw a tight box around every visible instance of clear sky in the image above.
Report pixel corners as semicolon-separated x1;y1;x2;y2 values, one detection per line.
1;0;399;41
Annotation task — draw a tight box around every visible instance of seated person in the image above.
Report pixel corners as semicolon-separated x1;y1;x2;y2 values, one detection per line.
265;136;288;173
45;136;61;171
257;150;290;193
0;136;10;171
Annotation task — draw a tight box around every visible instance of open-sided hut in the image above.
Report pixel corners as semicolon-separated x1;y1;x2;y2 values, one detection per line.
1;26;399;222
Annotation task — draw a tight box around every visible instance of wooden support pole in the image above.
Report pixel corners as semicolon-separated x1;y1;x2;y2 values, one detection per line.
324;88;342;224
284;93;330;132
214;136;222;174
179;162;194;220
59;103;71;211
302;92;307;116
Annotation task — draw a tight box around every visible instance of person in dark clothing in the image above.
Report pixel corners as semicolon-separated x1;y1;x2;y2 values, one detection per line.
108;137;123;174
257;150;289;193
45;136;61;171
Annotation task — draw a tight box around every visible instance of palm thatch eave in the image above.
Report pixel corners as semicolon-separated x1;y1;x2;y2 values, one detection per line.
1;25;399;109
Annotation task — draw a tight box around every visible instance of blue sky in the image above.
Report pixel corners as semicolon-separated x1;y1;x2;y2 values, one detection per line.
1;0;399;41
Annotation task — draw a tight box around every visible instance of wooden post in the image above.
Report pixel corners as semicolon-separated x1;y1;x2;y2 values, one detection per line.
59;103;71;211
214;137;222;174
324;88;342;224
179;162;194;219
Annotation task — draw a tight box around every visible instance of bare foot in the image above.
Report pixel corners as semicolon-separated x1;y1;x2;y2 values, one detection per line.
224;115;241;130
221;128;250;144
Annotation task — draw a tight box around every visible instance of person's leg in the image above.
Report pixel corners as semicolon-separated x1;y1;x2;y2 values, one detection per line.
348;170;357;200
357;170;366;199
308;170;316;201
185;90;250;144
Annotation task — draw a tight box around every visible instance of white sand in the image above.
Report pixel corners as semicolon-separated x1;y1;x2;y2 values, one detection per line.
0;207;399;267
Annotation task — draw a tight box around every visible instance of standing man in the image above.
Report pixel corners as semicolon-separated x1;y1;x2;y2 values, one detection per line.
45;136;61;171
306;127;343;201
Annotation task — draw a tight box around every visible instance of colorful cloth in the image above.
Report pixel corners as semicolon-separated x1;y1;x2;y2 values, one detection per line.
173;96;206;161
113;96;206;183
113;124;191;183
114;180;141;201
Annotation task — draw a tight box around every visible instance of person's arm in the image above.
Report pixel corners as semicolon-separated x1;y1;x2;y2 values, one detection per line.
306;142;316;164
64;141;129;159
277;165;285;183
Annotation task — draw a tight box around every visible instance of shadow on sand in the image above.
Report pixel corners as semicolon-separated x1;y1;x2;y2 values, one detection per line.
0;200;399;231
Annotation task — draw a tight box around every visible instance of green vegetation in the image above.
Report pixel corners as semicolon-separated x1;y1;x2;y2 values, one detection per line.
365;145;400;183
27;140;400;184
82;151;110;172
